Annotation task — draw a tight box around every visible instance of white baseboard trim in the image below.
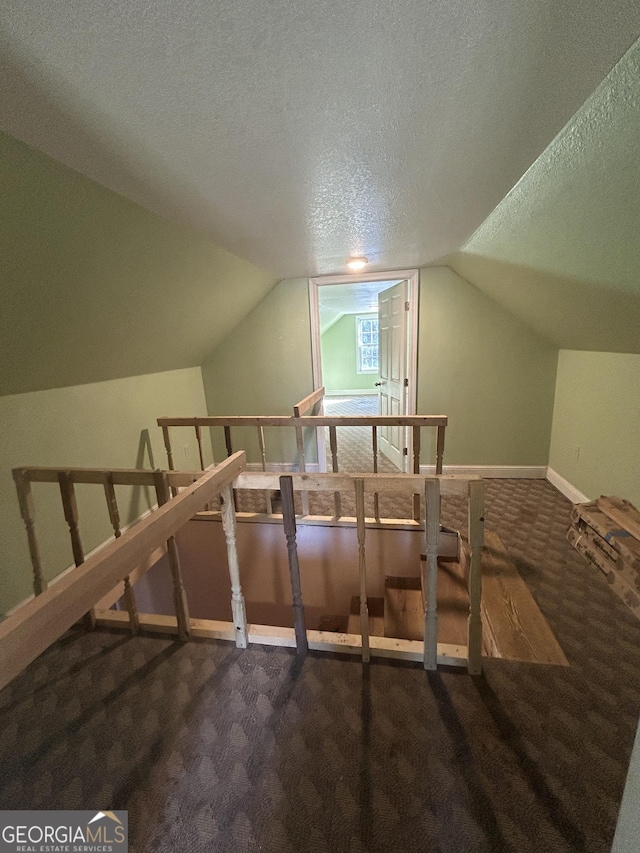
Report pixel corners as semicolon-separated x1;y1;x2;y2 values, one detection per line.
419;464;548;479
324;390;378;397
246;462;320;473
546;467;589;504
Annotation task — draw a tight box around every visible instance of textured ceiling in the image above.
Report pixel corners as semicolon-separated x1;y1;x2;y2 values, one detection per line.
449;39;640;353
1;0;639;279
318;280;402;332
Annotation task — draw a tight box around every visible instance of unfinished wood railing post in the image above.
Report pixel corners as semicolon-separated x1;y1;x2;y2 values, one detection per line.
13;470;46;597
423;478;440;670
104;474;139;635
153;470;192;641
467;479;485;675
161;425;178;497
257;426;273;514
220;483;248;649
58;472;95;630
195;425;206;470
328;425;341;518
294;424;310;517
412;426;421;523
223;426;238;511
279;475;308;655
355;478;370;663
371;426;380;521
436;425;446;475
292;388;325;518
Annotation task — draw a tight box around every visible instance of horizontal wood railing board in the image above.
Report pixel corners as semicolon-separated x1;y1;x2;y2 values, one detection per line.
195;511;425;531
234;471;476;496
94;610;467;666
158;415;447;428
0;453;247;692
293;386;326;417
94;544;168;610
13;466;205;489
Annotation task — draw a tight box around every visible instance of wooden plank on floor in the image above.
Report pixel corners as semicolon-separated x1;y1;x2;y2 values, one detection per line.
347;595;385;636
481;530;568;666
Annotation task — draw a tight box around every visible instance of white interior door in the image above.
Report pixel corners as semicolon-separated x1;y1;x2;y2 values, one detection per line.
378;280;408;470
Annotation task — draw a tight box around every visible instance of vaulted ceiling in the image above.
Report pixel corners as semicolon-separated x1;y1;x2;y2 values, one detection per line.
1;1;640;393
2;0;639;280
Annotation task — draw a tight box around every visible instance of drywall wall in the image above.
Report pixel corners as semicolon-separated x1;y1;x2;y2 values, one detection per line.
0;130;277;396
321;313;378;392
549;351;640;506
201;278;314;463
201;267;558;467
0;366;210;615
449;39;640;353
418;267;557;465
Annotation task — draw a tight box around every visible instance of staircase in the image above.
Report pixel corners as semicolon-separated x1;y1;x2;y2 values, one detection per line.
338;545;472;646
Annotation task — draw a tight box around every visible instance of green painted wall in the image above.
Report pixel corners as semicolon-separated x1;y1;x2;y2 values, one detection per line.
0;131;276;396
549;351;640;506
321;314;378;392
201;279;314;463
449;40;640;353
201;267;557;467
418;267;557;465
0;367;211;616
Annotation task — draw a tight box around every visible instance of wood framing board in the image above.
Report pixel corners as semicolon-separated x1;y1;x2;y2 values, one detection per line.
481;531;568;666
95;611;468;667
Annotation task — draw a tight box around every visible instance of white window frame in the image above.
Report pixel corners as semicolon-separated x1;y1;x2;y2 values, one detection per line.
356;313;379;374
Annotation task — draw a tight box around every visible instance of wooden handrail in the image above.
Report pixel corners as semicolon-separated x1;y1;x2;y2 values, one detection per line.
0;452;247;692
234;471;477;497
158;415;447;428
293;388;325;515
13;467;210;488
293;386;325;417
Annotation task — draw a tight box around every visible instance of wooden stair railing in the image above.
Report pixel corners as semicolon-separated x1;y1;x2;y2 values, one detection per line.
158;413;448;522
228;470;484;673
2;453;247;692
8;457;483;685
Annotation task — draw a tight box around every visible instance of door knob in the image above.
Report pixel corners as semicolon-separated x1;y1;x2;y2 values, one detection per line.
375;382;382;386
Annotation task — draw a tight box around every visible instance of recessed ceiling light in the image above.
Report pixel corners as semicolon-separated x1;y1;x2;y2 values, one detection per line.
346;256;368;271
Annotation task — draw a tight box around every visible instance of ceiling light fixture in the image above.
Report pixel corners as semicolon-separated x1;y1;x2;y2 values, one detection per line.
346;256;368;271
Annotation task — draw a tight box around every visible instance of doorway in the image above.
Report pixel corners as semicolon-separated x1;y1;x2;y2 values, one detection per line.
309;269;419;472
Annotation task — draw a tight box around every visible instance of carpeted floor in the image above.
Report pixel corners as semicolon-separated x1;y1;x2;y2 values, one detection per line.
322;395;401;474
1;480;640;852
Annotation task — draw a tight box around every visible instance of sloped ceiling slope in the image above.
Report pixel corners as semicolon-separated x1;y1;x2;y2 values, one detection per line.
1;1;639;279
0;132;276;396
449;39;640;354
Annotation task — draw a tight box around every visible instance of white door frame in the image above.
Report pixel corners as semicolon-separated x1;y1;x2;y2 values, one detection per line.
308;269;419;472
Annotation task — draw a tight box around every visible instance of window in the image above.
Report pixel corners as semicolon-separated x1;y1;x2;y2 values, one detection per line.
356;315;379;373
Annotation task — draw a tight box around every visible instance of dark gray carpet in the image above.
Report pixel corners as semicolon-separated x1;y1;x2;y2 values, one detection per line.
1;480;639;853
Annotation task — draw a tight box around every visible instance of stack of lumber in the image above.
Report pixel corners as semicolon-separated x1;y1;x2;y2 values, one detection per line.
568;496;640;619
